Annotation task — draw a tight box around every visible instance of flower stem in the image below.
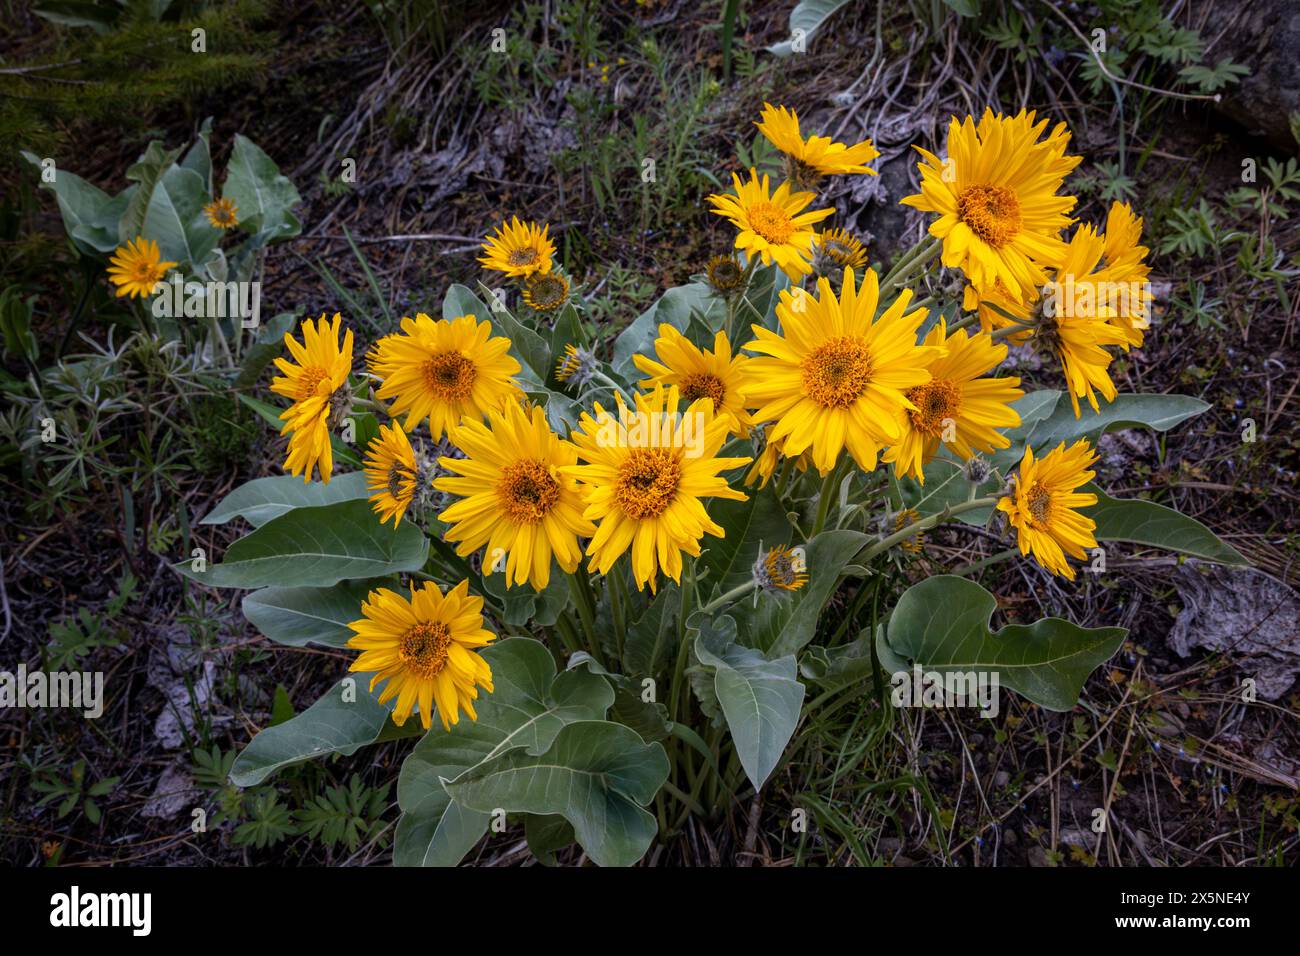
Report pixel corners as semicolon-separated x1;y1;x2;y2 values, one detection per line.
879;236;941;294
810;456;847;537
853;496;1001;565
697;580;757;617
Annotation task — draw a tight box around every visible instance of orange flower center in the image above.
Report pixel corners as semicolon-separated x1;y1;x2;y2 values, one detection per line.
399;621;452;679
748;201;795;245
498;458;561;523
907;379;962;436
957;185;1021;248
802;336;873;408
616;448;680;520
422;352;477;400
680;372;726;409
1026;482;1054;525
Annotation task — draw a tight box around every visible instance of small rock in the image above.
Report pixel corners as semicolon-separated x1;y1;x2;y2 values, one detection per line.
140;763;199;820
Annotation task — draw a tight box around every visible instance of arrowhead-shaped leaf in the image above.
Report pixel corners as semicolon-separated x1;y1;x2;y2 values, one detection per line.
394;638;614;867
445;720;669;868
201;472;371;527
242;578;399;647
222;134;302;243
231;678;411;786
694;616;805;789
177;498;427;588
878;575;1126;711
1089;485;1247;566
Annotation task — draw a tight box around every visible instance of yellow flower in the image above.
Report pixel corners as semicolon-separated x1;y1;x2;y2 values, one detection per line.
478;216;555;277
106;237;175;299
744;268;943;475
363;420;420;527
901;109;1081;302
816;227;870;273
371;312;523;440
203;197;238;230
1040;224;1132;416
882;320;1023;483
997;439;1099;580
270;313;354;484
633;325;756;438
754;545;807;591
1096;201;1152;350
522;271;570;312
756;102;880;177
707;169;833;281
435;401;595;591
566;384;751;591
347;580;495;731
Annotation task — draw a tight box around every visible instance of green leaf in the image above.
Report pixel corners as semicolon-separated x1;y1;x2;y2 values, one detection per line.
179;120;214;194
201;472;371;527
700;484;793;594
767;0;854;56
738;530;868;657
800;627;876;691
445;720;668;868
622;583;677;677
231;678;400;786
141;164;218;271
270;685;296;726
234;312;300;390
121;141;182;245
524;813;576;866
394;638;614;867
22;151;127;254
611;283;723;380
481;568;569;628
177;498;427;588
1089;485;1247;566
999;392;1209;467
878;576;1126;711
242;578;397;647
694;616;805;789
222;134;302;243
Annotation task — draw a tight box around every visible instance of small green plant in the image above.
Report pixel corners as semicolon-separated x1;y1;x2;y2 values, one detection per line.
44;570;136;670
31;759;119;825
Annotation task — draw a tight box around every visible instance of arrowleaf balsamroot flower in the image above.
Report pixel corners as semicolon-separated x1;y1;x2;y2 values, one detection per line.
744;268;943;475
754;545;807;592
203;197;238;230
997;439;1100;580
478;216;555;278
435;401;595;591
522;271;570;312
371;313;523;440
901;109;1081;302
347;581;495;732
107;236;176;299
756;102;880;178
566;384;751;591
272;313;354;484
707;169;833;281
363;420;421;527
633;324;756;438
1038;223;1131;416
882;320;1023;483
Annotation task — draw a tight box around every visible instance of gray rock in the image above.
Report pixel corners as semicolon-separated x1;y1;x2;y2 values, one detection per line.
1203;0;1300;151
1168;563;1300;699
140;762;199;820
